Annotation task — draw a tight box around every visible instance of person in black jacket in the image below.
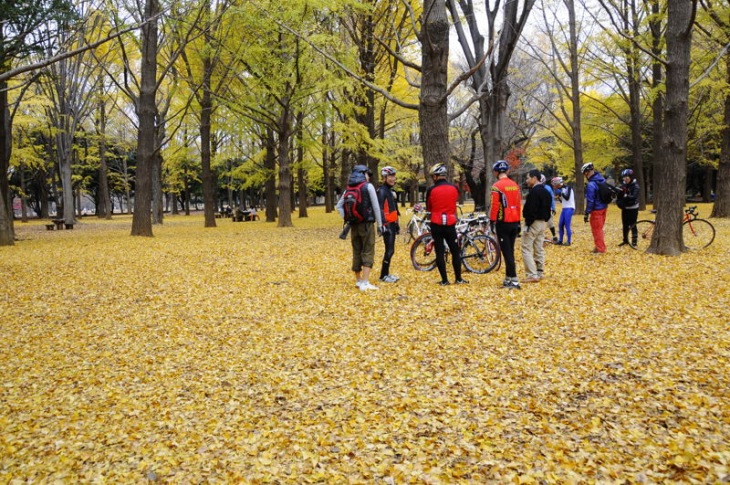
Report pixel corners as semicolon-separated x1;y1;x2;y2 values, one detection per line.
377;166;400;282
617;168;640;247
521;169;553;282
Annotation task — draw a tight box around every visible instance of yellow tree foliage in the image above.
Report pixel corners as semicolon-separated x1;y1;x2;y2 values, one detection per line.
1;205;728;482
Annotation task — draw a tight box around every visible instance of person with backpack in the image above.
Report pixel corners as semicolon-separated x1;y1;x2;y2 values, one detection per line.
425;163;468;286
377;166;400;283
551;176;575;246
582;162;609;253
336;165;384;291
617;168;640;247
521;169;553;282
489;160;522;289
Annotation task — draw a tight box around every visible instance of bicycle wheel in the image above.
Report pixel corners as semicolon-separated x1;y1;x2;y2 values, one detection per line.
461;234;501;274
683;218;715;250
631;220;655;251
410;233;437;271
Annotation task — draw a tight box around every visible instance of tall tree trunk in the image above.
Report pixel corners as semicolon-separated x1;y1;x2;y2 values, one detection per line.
297;112;307;218
322;121;333;213
419;0;450;170
264;127;277;222
97;96;112;219
0;76;14;245
200;55;217;227
567;0;586;214
649;0;696;255
710;49;730;217
649;0;663;208
131;0;159;237
277;103;293;228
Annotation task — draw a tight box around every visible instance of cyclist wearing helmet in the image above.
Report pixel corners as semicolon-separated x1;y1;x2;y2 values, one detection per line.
551;176;575;245
336;164;384;291
377;166;400;282
425;163;468;285
489;160;521;289
618;168;640;247
582;162;609;253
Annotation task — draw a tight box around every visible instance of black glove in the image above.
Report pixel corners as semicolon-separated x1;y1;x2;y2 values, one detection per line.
551;209;556;216
489;221;496;234
584;213;589;223
394;222;400;235
378;225;389;236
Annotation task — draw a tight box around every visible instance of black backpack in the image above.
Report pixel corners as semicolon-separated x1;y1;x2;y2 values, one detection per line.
596;181;618;204
342;182;370;224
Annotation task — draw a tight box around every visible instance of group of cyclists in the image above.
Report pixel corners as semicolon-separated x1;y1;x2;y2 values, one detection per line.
337;161;642;291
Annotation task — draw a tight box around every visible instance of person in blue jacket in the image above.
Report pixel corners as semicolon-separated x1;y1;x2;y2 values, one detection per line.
582;163;608;253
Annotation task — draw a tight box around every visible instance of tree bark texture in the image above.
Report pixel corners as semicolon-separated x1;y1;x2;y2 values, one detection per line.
419;0;450;170
650;0;695;255
131;0;159;237
201;55;217;228
710;48;730;217
0;78;14;245
264;127;278;222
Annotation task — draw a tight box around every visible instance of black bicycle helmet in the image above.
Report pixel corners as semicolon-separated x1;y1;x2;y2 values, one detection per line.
621;168;634;178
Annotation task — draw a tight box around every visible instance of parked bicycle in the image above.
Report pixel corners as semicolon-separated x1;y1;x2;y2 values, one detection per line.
402;204;431;244
632;205;715;251
410;218;501;274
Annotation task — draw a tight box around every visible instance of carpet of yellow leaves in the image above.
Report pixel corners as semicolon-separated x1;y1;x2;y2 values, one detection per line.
1;204;729;483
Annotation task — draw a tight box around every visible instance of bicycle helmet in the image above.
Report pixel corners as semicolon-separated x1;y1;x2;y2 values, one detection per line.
492;160;509;173
621;168;634;178
551;176;563;186
381;166;396;177
429;163;448;176
581;162;594;174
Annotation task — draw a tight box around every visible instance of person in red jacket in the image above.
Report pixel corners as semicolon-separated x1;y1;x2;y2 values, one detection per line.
489;160;522;289
425;163;468;286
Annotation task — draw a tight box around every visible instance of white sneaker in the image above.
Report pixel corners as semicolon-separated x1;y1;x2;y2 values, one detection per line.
379;274;400;283
359;281;379;291
355;280;363;288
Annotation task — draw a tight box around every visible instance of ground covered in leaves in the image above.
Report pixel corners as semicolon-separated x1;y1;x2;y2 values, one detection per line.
1;204;729;483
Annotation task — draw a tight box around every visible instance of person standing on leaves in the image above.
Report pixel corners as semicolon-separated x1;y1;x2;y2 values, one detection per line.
425;163;468;286
541;174;558;243
617;168;640;247
377;166;400;283
551;177;575;246
489;160;522;290
582;162;609;253
521;169;552;283
336;165;384;291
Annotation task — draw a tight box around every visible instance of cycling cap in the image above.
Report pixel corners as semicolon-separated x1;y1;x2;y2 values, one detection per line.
381;166;396;177
621;169;634;178
352;164;372;176
581;163;594;173
429;163;448;176
492;160;509;173
551;176;563;185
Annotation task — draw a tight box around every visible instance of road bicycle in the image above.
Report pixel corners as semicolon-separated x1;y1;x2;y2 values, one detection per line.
410;219;501;274
402;204;431;244
632;205;715;251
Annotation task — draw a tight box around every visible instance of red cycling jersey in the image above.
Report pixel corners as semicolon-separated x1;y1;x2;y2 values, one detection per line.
490;176;521;223
426;179;459;226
